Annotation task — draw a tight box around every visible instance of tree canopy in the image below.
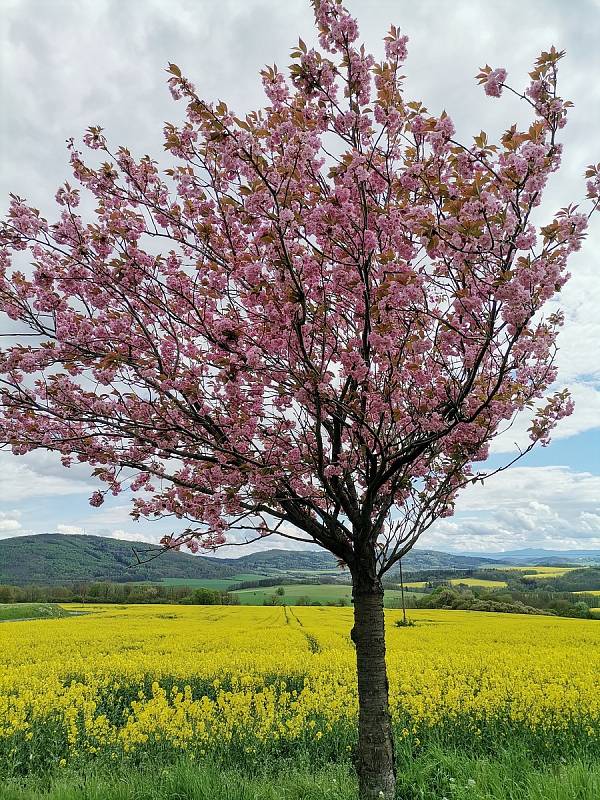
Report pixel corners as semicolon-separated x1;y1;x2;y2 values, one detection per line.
2;3;596;574
2;2;598;797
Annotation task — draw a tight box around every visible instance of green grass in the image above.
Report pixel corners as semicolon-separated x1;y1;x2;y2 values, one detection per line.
230;583;411;606
0;762;353;800
232;583;353;604
159;571;352;592
394;744;600;800
2;746;600;800
158;574;268;590
0;604;69;622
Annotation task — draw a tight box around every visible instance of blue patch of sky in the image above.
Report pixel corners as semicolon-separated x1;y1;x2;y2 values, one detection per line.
482;429;600;475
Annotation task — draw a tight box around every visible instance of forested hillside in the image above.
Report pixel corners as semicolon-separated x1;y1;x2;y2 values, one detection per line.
218;548;500;573
0;534;500;585
0;534;235;584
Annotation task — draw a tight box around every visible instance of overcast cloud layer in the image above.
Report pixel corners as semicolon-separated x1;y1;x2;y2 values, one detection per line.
1;0;599;555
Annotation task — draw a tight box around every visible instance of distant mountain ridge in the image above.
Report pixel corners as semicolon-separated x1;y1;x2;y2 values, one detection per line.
0;533;502;585
217;547;501;574
457;547;600;566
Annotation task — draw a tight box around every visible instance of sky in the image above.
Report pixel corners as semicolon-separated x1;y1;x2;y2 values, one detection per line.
0;0;599;555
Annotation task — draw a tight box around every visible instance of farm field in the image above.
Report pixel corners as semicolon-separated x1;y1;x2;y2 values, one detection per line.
487;566;578;578
402;577;508;589
449;577;507;588
232;582;353;604
1;604;599;799
230;583;411;606
510;566;577;573
159;574;269;590
521;570;579;580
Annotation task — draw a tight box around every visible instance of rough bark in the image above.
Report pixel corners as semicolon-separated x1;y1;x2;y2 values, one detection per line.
351;569;396;800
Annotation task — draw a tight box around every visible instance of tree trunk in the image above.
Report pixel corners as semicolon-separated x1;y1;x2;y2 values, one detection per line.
351;572;396;800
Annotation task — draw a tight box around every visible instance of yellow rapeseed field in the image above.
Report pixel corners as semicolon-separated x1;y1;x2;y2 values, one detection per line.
1;605;599;773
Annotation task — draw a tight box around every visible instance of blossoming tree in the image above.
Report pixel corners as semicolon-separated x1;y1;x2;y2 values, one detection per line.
1;1;598;797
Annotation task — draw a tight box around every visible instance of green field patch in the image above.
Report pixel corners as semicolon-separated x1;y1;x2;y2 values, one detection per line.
232;583;353;605
231;583;409;607
159;573;268;590
0;603;70;622
3;750;600;800
285;568;344;576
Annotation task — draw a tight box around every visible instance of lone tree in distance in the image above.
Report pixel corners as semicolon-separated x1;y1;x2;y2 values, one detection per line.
1;1;598;797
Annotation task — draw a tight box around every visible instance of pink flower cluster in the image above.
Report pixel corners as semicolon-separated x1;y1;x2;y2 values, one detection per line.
484;68;507;97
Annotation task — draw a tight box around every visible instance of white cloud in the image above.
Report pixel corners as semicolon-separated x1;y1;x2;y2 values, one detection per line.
107;528;160;544
426;466;600;552
0;451;94;501
80;505;134;526
56;523;85;535
456;466;600;512
0;513;21;532
490;382;600;455
580;512;600;533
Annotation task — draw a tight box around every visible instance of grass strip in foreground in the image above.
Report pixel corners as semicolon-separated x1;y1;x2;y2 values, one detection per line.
2;746;600;800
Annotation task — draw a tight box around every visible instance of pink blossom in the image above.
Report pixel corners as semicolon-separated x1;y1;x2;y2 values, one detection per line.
484;68;507;97
384;35;408;62
89;491;104;507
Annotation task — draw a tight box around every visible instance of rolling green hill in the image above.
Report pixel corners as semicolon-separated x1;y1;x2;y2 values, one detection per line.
217;547;500;574
0;534;236;585
0;534;501;586
460;547;600;566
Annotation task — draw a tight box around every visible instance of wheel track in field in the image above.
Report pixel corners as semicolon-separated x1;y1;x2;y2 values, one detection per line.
286;607;321;653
